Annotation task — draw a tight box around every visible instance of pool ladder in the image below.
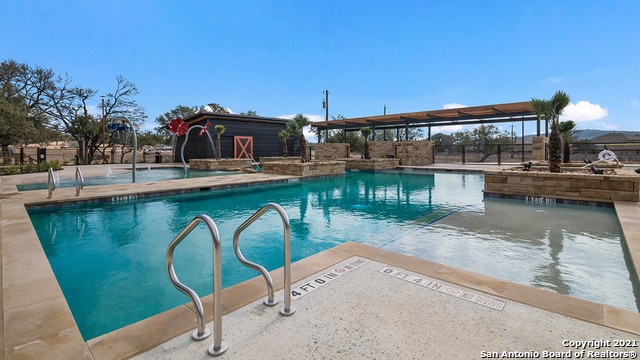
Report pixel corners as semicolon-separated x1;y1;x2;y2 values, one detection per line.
75;167;84;196
165;203;294;357
47;167;56;199
45;167;84;198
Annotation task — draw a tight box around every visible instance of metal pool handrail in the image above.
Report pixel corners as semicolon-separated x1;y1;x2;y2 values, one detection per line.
233;203;295;316
75;166;84;196
166;214;227;356
47;167;56;199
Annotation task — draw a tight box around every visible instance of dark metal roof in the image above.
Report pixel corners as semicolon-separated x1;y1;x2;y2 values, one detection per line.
311;101;536;131
184;112;290;125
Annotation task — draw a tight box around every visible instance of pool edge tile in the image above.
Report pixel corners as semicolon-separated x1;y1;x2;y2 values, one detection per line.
87;304;197;360
602;305;640;335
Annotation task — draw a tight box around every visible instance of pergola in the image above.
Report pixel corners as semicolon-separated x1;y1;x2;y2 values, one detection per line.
311;101;543;141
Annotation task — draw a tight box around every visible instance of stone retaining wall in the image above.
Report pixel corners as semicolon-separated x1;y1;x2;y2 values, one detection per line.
345;159;400;171
262;161;346;177
483;170;640;203
396;141;434;166
259;157;301;163
189;158;253;170
369;142;396;159
315;143;350;160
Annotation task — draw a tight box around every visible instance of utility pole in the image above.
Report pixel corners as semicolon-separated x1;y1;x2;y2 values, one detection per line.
101;97;106;164
323;90;329;121
321;90;329;143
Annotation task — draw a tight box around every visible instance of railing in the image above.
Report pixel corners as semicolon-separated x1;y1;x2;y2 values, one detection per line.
166;204;295;357
166;214;227;356
75;167;84;196
47;167;56;199
233;203;295;316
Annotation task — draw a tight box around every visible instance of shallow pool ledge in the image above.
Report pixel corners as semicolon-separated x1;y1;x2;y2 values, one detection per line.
483;169;640;203
614;201;640;288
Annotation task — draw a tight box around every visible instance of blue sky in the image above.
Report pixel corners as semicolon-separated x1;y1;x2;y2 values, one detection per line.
2;1;639;139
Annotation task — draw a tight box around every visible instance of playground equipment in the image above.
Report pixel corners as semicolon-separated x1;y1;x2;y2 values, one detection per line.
582;149;619;169
107;118;138;183
168;118;217;174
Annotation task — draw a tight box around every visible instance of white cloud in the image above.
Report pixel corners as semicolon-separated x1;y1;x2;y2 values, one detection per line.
547;77;564;83
443;103;467;109
560;101;608;122
431;125;465;134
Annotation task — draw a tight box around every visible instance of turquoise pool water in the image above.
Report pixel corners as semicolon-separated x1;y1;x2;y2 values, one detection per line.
17;167;237;191
27;170;638;340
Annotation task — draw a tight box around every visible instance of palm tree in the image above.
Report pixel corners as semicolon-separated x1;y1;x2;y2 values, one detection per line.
287;114;311;162
531;91;570;173
530;98;550;137
214;125;225;160
547;91;571;172
360;127;372;159
278;129;289;157
558;120;577;163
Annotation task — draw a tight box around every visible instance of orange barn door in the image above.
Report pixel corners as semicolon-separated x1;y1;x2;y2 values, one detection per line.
233;136;254;159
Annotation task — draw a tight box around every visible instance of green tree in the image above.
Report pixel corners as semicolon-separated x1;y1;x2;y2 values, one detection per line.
558;120;577;163
278;129;289;157
0;60;58;152
137;130;164;148
214;125;225;160
286;114;311;162
43;75;146;164
154;105;201;141
431;133;454;154
360;127;372;159
468;124;512;162
326;129;363;153
204;103;230;114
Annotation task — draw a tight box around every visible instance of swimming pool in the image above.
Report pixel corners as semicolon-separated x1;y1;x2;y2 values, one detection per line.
17;167;238;191
27;170;638;340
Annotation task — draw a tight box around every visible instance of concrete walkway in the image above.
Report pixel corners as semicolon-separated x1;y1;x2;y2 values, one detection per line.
133;252;640;360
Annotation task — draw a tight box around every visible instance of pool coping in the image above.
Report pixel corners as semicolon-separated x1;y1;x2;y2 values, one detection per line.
2;167;640;359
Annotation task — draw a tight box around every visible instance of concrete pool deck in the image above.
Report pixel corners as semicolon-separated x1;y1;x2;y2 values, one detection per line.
1;163;639;359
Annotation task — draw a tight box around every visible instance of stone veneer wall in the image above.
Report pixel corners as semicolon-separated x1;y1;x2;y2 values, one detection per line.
532;137;547;161
189;158;252;170
483;170;640;203
315;143;350;160
395;141;434;166
259;157;301;163
262;161;346;177
369;142;396;159
345;159;400;170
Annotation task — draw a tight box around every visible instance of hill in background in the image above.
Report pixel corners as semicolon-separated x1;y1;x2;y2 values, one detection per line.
573;129;640;140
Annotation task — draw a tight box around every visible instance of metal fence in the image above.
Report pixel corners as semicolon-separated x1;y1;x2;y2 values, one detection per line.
433;141;640;165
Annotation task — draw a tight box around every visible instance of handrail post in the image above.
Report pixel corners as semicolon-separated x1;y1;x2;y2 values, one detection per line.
47;167;56;199
233;203;295;316
75;167;84;196
166;214;227;356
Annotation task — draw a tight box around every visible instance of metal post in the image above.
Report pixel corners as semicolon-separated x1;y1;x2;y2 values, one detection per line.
461;145;466;165
101;98;106;163
521;118;525;162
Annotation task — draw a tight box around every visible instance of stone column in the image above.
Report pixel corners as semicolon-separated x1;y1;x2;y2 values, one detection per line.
531;136;548;161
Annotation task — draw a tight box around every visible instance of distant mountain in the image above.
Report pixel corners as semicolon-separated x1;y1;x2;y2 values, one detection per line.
573;129;640;140
517;129;640;143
